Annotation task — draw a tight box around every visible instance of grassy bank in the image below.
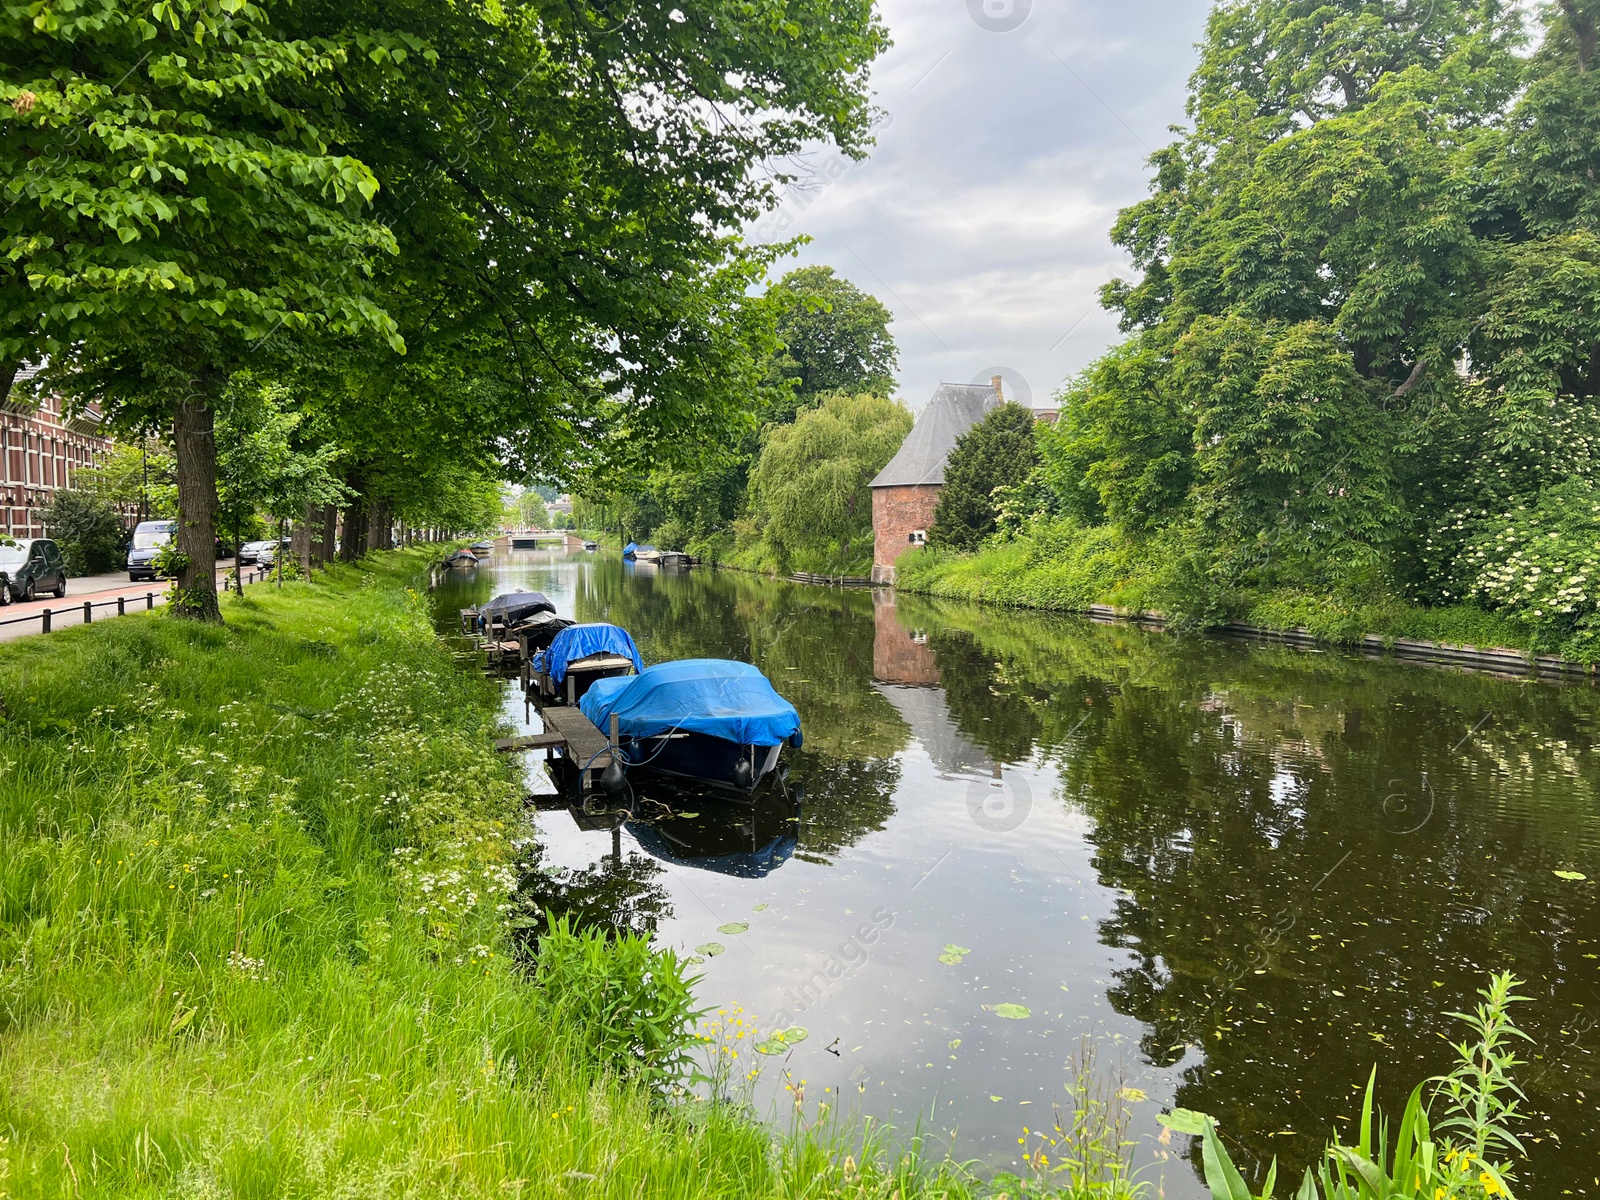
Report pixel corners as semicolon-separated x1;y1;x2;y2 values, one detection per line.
893;529;1552;661
0;550;1009;1199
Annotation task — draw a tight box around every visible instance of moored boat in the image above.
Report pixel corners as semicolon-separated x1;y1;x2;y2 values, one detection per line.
578;659;802;793
530;622;644;704
475;590;555;636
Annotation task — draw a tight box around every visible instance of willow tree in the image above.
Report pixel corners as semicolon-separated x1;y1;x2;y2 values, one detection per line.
5;0;407;618
745;391;911;571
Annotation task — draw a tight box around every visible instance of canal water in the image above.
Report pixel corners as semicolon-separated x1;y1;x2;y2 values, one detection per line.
434;551;1600;1196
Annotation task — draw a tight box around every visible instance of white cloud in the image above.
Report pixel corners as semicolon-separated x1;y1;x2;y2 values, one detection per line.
750;0;1212;410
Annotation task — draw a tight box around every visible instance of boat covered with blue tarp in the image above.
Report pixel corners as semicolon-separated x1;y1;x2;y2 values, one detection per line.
579;659;801;791
530;622;645;704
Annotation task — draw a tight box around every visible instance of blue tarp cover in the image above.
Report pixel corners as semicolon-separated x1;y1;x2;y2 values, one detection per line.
580;659;801;747
535;622;644;683
623;542;655;559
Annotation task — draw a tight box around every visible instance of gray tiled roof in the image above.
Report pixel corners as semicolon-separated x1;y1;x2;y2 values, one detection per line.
870;382;999;488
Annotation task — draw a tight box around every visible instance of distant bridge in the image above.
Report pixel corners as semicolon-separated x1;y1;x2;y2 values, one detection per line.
501;530;587;551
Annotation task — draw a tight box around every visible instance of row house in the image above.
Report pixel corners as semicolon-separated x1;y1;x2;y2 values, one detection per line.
2;364;116;538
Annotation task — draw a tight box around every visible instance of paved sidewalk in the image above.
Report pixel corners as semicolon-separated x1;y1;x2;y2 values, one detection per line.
0;561;271;643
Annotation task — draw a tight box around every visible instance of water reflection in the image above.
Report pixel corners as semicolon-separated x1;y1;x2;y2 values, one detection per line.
434;554;1600;1197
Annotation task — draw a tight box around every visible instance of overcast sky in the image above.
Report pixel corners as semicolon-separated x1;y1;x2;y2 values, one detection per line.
748;0;1213;411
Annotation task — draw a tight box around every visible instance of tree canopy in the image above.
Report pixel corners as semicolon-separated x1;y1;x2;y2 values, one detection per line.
744;390;911;571
766;266;899;411
1018;0;1600;653
3;0;890;614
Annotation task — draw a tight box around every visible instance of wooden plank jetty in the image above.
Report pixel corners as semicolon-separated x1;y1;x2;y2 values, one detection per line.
495;702;618;792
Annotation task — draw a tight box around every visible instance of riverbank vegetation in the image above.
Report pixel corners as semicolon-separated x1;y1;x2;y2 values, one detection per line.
899;0;1600;661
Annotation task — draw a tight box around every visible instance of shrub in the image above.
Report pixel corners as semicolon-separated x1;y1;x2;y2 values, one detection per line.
534;915;703;1090
37;488;126;574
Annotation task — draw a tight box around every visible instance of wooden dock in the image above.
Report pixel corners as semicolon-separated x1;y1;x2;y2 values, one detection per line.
495;703;618;792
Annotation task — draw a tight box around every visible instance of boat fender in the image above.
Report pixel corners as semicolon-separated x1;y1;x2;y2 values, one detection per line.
599;761;627;794
732;758;754;789
788;731;803;750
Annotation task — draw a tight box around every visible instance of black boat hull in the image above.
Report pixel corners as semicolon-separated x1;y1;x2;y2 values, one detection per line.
621;733;781;793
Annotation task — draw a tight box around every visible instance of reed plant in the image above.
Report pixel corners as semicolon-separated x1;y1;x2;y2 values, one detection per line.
1162;972;1531;1200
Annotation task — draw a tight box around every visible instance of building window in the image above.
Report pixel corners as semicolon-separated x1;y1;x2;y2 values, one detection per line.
908;529;926;544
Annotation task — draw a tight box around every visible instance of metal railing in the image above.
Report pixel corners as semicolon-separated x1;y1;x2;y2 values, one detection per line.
0;568;273;636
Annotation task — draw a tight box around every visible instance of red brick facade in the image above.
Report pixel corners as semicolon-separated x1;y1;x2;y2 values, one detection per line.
2;391;115;538
871;484;940;582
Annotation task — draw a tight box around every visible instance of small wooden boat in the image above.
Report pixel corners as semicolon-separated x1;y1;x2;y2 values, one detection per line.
582;540;599;551
578;659;802;793
469;540;494;553
444;548;480;568
528;622;644;705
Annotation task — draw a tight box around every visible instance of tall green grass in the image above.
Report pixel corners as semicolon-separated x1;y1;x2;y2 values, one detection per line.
0;551;1152;1199
894;526;1546;660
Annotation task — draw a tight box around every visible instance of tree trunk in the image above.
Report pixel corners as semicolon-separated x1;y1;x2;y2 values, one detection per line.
172;394;221;621
295;507;313;578
367;499;389;555
317;503;337;566
339;495;367;561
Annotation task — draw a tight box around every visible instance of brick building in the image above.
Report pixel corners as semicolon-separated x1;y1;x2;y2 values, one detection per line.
2;364;116;538
868;377;1003;584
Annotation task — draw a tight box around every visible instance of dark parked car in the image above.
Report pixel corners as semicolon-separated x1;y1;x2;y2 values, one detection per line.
0;538;68;603
127;519;177;581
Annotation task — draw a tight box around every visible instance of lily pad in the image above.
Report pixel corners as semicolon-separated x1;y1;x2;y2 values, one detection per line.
685;955;705;966
1554;869;1588;881
754;1026;810;1055
694;942;725;957
991;1003;1031;1020
677;812;699;819
938;943;971;965
752;903;769;912
717;922;749;935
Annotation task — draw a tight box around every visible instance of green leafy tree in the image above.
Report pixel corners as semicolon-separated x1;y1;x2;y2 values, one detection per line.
78;439;176;522
216;379;348;587
8;0;406;620
37;490;126;575
744;391;911;571
929;404;1040;552
767;266;898;413
1041;335;1191;532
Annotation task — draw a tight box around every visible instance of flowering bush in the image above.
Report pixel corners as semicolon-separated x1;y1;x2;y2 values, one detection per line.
1462;478;1600;657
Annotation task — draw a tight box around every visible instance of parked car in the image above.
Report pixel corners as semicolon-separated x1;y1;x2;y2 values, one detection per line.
0;538;68;603
127;520;177;581
238;539;274;566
